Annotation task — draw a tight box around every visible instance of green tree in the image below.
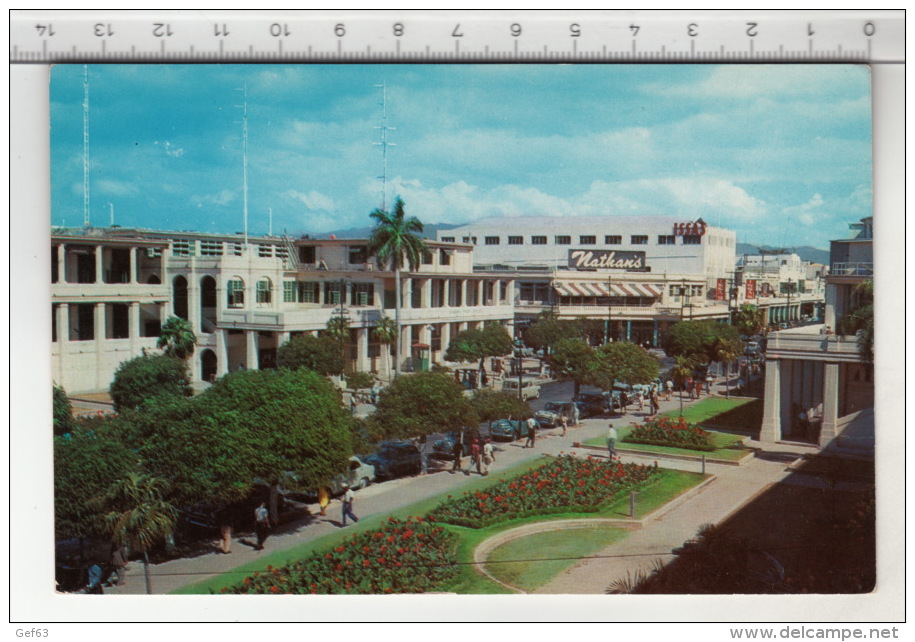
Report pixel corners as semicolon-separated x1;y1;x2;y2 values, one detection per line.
469;389;533;430
732;304;766;337
157;316;197;360
367;197;428;379
550;337;598;398
592;341;660;391
669;356;696;415
713;338;743;398
109;353;192;412
326;315;352;374
444;322;513;367
838;280;874;362
372;315;398;381
54;421;138;540
53;384;76;436
276;334;344;376
662;320;740;365
368;372;477;441
103;473;178;594
524;312;584;356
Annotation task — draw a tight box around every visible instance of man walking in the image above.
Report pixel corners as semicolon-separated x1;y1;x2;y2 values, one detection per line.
254;502;271;550
619;390;629;415
606;424;619;459
467;439;482;476
482;439;494;476
649;390;660;416
571;402;580;427
665;379;674;401
525;416;537;448
341;484;359;527
450;437;464;474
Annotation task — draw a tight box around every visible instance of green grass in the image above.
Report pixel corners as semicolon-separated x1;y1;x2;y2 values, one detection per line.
485;526;629;592
583;425;749;461
175;460;707;595
659;396;756;425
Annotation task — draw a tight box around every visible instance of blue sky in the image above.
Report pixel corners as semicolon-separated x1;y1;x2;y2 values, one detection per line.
50;64;872;249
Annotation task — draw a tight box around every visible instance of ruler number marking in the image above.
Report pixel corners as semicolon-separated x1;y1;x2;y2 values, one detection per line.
270;23;290;37
570;23;581;38
94;23;114;37
393;23;404;37
687;23;698;38
863;22;875;37
35;23;55;37
153;23;173;38
807;23;814;37
629;24;640;36
334;23;346;37
214;23;230;37
510;23;522;37
746;23;758;37
452;23;463;38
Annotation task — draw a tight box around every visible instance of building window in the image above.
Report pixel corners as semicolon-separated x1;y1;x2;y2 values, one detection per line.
172;240;196;256
440;236;454;243
256;279;272;304
352;283;374;306
579;235;596;245
605;235;621;245
508;236;523;245
462;236;477;245
631;235;648;245
422;250;434;265
227;279;245;308
299;246;316;263
283;281;297;303
658;235;676;245
229;243;243;256
200;240;223;256
257;245;273;258
348;245;368;264
485;236;500;245
682;235;702;245
555;235;571;245
299;282;319;303
439;249;451;266
325;282;344;305
531;236;547;245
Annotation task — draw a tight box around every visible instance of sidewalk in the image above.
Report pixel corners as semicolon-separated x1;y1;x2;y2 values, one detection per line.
105;386;782;595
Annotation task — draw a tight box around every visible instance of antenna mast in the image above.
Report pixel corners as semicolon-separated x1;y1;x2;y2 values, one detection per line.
235;85;250;246
373;83;396;211
82;65;91;228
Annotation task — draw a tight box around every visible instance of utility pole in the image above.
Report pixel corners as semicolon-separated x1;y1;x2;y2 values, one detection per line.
82;65;91;228
606;272;613;343
373;82;396;212
234;85;250;247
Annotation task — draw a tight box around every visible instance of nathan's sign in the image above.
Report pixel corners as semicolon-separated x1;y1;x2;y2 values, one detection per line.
569;249;646;270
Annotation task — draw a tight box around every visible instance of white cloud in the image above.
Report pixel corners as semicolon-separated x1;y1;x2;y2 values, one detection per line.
283;189;335;212
95;179;138;196
192;190;236;206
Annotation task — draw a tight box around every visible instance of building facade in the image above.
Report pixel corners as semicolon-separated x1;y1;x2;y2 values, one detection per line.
52;228;515;394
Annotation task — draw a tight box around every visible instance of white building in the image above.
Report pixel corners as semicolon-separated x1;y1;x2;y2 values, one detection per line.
52;228;515;394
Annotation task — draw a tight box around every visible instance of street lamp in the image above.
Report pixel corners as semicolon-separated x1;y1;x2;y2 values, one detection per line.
513;338;524;401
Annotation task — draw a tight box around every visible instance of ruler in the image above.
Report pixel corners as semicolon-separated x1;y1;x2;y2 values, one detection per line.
10;10;905;64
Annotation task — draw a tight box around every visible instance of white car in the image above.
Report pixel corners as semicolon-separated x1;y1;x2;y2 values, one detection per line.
502;378;542;400
328;456;376;494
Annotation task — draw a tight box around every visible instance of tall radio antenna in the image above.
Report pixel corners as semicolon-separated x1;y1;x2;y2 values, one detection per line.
373;83;396;211
235;85;250;246
82;65;91;228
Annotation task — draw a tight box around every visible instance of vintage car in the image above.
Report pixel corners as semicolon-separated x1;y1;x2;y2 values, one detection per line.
488;418;526;441
501;377;542;400
534;401;577;427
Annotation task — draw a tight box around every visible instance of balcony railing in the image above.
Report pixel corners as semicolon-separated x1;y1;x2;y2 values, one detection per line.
830;262;873;277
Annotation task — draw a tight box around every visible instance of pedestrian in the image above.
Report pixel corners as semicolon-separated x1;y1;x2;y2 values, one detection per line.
705;374;713;395
525;416;537;448
254;502;271;550
559;414;568;437
318;487;331;517
694;379;703;399
340;484;359;527
665;379;673;401
370;381;380;405
686;377;695;399
111;546;128;586
483;439;494;476
468;439;482;476
650;391;660;416
451;436;464;474
636;390;644;412
217;507;233;555
606;423;618;459
85;563;105;594
619;390;629;414
571;402;580;427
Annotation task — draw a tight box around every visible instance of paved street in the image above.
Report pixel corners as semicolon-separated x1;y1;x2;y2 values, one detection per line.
106;374;788;595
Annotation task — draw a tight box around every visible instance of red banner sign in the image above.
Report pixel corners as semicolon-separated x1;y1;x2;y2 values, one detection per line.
673;221;707;236
745;279;757;299
715;278;727;301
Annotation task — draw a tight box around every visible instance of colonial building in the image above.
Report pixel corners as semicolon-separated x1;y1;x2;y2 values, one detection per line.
759;217;874;451
51;227;515;394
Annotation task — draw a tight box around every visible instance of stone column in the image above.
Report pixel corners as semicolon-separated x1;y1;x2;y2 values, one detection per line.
443;280;451;307
278;330;291;347
345;281;353;308
439;322;451;362
94;302;106;344
824;285;837;329
653;319;660;347
422;279;432;309
356;327;370;373
188;275;201;334
57;244;67;283
56;303;69;352
128;302;140;353
400;324;413;371
95;246;104;284
403;277;413;308
215;329;229;377
759;358;782;443
819;362;840;448
461;279;468;307
129;247;138;284
477;280;485;306
246;330;259;370
159;301;170;325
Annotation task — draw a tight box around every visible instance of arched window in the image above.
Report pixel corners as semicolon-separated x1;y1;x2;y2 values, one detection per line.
256;278;272;305
227;278;245;308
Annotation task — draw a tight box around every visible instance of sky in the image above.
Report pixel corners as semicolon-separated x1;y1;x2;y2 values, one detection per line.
50;64;872;249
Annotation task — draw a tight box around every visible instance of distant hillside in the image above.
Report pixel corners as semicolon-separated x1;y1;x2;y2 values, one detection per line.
737;243;829;265
317;222;459;240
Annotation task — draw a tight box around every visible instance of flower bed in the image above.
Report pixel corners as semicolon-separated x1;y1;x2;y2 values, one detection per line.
427;455;657;529
623;416;715;452
221;517;458;594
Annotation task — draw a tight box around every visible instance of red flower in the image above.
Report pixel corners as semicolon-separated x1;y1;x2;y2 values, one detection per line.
335;546;345;553
270;585;280;593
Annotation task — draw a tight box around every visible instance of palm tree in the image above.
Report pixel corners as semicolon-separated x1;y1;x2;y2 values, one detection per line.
670;355;695;416
326;315;352;374
103;473;178;595
157;316;197;361
838;280;874;362
373;315;398;382
732;303;765;337
367;197;427;379
714;339;742;399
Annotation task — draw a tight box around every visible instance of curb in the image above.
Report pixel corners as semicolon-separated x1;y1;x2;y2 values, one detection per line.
573;443;755;467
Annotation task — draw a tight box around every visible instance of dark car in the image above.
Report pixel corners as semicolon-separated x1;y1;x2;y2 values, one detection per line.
574;393;607;418
364;441;423;479
488;419;525;441
431;430;483;460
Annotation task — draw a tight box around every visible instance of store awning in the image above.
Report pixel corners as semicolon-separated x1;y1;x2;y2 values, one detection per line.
553;281;662;298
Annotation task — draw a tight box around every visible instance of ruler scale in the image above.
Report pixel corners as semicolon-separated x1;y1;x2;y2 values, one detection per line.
10;10;905;64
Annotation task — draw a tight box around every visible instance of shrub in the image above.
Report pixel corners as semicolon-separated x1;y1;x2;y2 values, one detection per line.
277;334;344;376
109;353;192;412
53;384;75;435
345;371;375;390
624;416;715;452
222;517;457;594
427;455;657;528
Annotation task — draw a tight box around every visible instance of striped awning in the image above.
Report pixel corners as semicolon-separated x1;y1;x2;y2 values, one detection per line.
553;281;662;298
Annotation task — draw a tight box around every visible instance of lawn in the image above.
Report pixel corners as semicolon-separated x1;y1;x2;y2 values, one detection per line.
176;458;707;595
484;526;629;592
583;424;750;461
659;396;757;426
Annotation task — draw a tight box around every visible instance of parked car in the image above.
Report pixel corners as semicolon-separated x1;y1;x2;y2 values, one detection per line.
301;456;376;501
535;401;576;427
608;382;634;409
364;441;423;479
431;430;483;459
488;418;525;441
501;377;542;400
744;341;761;356
574;393;607;418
